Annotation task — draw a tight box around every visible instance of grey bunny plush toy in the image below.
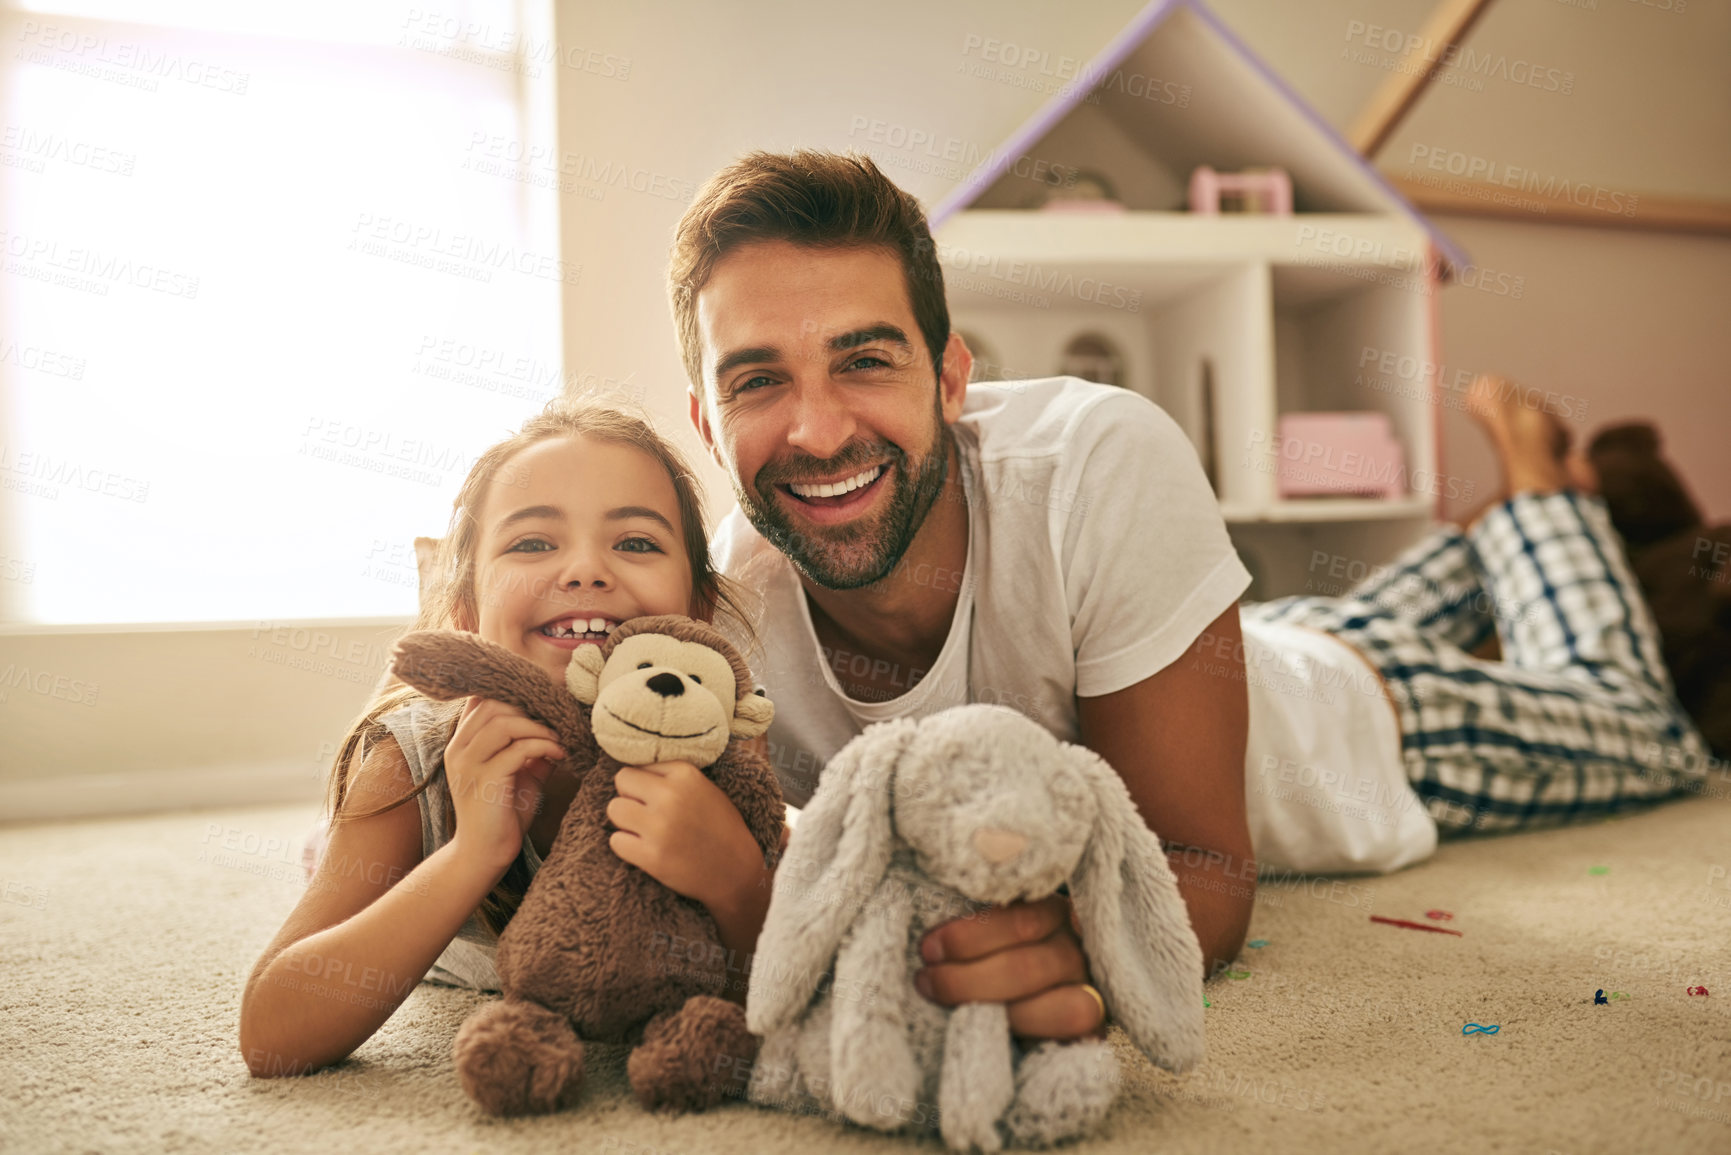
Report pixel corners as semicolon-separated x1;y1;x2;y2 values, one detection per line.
743;703;1205;1152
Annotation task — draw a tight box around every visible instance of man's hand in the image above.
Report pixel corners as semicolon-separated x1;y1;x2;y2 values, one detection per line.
606;761;762;913
913;893;1106;1040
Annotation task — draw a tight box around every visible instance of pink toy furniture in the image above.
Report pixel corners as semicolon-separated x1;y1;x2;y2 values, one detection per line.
1189;165;1293;215
1275;412;1406;499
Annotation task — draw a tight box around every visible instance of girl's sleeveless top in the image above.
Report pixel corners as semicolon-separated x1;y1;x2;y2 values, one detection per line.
378;696;545;991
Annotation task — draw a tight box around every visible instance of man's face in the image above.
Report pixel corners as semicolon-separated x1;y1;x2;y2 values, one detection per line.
689;240;970;590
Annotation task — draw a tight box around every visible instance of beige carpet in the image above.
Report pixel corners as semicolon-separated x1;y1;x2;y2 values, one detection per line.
2;783;1729;1155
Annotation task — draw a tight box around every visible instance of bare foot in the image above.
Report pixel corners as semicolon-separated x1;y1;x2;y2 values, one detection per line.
1465;374;1570;496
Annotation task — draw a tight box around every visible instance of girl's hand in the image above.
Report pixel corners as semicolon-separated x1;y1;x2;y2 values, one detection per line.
605;761;760;912
444;696;566;874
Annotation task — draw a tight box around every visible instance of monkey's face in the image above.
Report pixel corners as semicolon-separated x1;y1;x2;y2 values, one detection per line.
588;634;738;767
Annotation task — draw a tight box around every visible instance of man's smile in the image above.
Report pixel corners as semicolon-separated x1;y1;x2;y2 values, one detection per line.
772;461;891;524
787;463;885;500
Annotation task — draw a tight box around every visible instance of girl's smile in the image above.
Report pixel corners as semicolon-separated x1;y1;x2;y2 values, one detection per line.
534;613;624;649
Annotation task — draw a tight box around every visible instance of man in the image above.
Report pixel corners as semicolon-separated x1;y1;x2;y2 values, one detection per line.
671;149;1258;1044
669;147;1719;1050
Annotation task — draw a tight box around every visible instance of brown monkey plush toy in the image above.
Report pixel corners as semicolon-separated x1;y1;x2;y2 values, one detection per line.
387;615;784;1116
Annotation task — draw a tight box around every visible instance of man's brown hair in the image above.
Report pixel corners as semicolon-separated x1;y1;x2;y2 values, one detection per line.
668;149;949;393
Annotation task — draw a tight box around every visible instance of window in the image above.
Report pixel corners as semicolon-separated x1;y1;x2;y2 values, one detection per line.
0;0;567;623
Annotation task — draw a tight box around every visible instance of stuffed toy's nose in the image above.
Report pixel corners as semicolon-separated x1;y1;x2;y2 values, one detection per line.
646;672;685;697
973;827;1028;865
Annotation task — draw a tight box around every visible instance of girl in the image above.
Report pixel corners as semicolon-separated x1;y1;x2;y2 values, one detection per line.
239;398;767;1078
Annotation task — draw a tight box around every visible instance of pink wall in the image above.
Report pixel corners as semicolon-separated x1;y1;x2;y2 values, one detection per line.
1432;215;1731;525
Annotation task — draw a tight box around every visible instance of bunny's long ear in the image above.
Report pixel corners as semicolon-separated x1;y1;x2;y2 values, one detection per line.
1066;744;1206;1073
746;718;919;1036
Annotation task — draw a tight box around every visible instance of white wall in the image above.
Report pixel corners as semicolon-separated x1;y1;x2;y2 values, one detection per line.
0;622;400;822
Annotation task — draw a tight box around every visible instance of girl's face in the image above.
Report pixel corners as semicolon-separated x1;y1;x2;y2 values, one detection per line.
467;434;696;684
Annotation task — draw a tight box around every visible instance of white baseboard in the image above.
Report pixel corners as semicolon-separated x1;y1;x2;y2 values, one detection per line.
0;622;396;827
0;762;325;825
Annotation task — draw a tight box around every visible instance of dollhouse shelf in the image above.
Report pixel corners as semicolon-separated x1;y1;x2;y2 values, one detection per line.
1218;496;1435;524
941;208;1442;529
924;0;1466;599
938;211;1430;276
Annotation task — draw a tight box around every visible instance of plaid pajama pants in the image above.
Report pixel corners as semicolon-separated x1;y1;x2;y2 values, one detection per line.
1241;491;1712;835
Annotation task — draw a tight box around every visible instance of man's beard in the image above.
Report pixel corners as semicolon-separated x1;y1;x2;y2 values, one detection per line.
737;415;953;591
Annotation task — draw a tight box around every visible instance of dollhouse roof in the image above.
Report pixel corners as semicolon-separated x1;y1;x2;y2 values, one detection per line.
930;0;1470;274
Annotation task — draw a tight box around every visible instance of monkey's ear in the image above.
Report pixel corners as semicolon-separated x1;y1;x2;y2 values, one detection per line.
730;686;774;739
565;644;608;705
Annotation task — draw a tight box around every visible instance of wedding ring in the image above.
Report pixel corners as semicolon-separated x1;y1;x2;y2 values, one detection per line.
1078;982;1107;1027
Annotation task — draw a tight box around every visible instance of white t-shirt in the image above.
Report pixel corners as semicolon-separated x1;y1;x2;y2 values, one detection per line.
1237;619;1437;874
711;376;1435;875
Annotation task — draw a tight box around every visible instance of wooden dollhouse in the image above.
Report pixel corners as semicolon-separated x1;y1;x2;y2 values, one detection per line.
931;0;1470;600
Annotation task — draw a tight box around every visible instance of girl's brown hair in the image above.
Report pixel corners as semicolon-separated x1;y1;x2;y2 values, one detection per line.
320;395;756;937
